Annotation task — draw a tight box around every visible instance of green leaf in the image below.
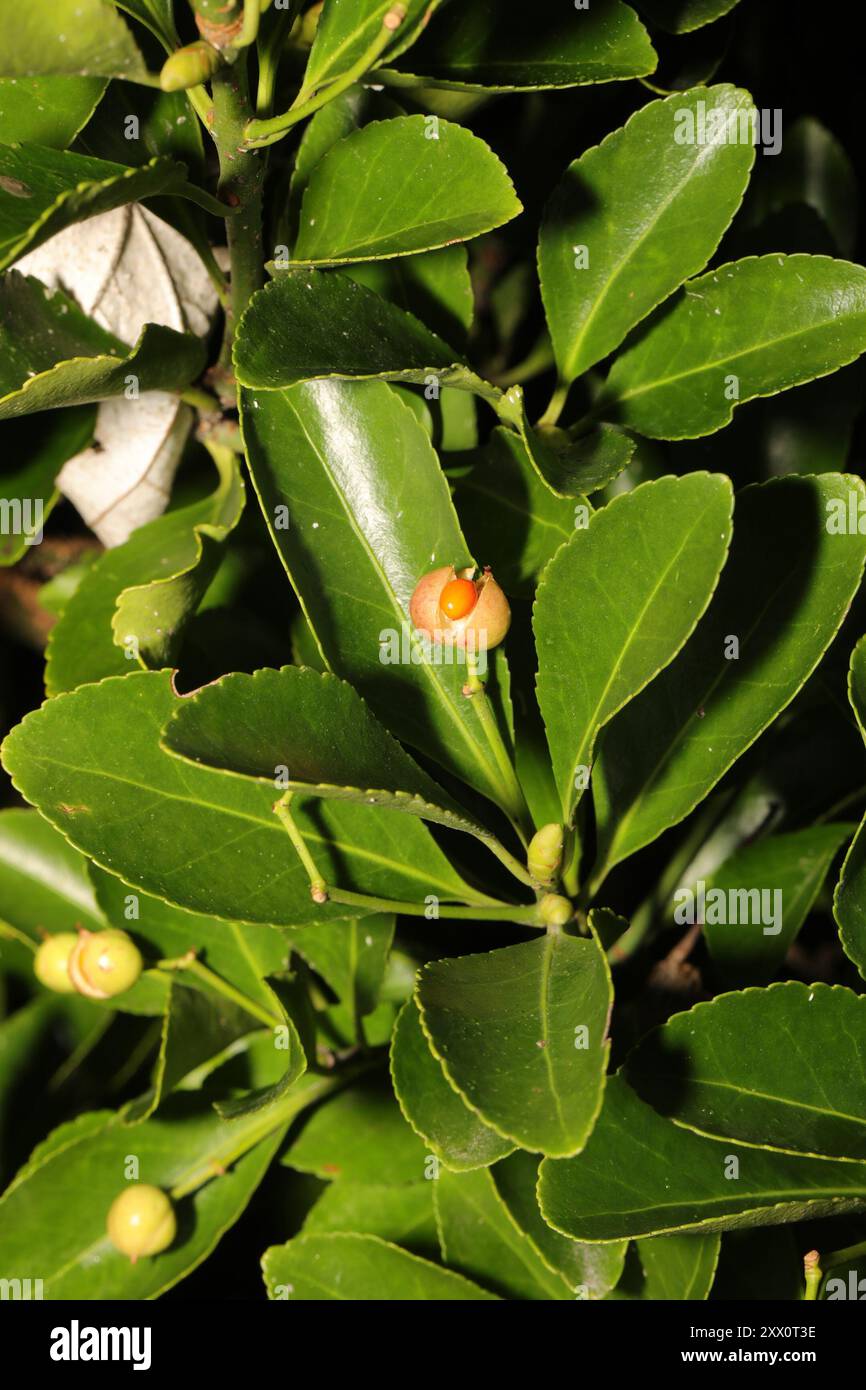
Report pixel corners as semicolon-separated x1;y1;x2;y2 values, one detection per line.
538;86;755;384
298;1;438;102
491;1149;628;1297
346;246;474;346
0;670;477;926
0;273;205;420
45;451;244;691
0;146;222;273
386;0;656;91
434;1166;571;1299
0;1097;286;1298
0;0;149;82
593;474;866;876
303;1180;439;1259
91;864;288;1015
284;1073;429;1184
292;116;521;265
626;983;866;1162
535;473;733;824
538;1073;866;1241
702;825;852;984
833;637;866;985
518;414;635;499
162;665;503;850
624;1234;721;1300
740;116;857;258
113;0;178;51
239;379;521;814
126;980;264;1124
454;428;576;597
236;268;463;390
600;255;866;439
262;1231;497;1300
416;931;613;1157
635;0;742;34
390;999;514;1171
0;76;107;147
284;915;394;1022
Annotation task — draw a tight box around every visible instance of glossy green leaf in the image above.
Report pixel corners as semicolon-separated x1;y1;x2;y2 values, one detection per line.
298;1;437;103
284;915;394;1023
347;246;474;346
535;473;733;824
292;116;521;265
627;983;866;1161
390;999;514;1171
284;1073;428;1184
262;1231;497;1300
0;0;149;82
454;428;576;597
539;1073;866;1241
416;931;613;1157
0;76;106;147
593;474;866;875
162;665;502;852
0;273;205;420
236;269;463;390
239;379;520;813
0;1097;287;1298
91;865;288;1015
702;825;852;984
0;146;222;273
491;1149;628;1297
0;407;94;564
636;0;742;34
113;0;178;50
539;86;755;384
45;451;244;692
601;255;866;439
833;637;866;985
434;1167;571;1299
0;670;477;926
387;0;656;91
303;1180;438;1259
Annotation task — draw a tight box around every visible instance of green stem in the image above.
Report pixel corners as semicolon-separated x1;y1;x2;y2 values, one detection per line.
802;1250;822;1301
170;1072;342;1201
211;60;266;370
478;833;537;889
181;385;223;414
0;919;37;953
273;792;329;902
326;886;544;927
464;653;534;842
243;4;406;148
537;379;570;429
256;4;294;116
819;1237;866;1270
157;952;281;1029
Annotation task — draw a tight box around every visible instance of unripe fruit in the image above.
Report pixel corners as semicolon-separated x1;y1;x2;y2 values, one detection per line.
107;1184;176;1263
527;824;564;887
160;40;221;91
409;566;511;650
540;893;573;929
68;929;143;1000
33;932;78;994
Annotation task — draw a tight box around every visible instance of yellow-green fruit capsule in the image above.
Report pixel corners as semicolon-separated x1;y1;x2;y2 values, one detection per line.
527;823;564;887
33;932;78;994
540;893;573;929
160;41;221;92
107;1184;176;1263
68;929;143;1000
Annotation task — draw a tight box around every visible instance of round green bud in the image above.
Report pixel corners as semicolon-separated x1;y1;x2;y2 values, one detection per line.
527;823;564;887
33;932;78;994
68;929;143;1000
539;893;573;929
160;41;221;92
107;1184;176;1263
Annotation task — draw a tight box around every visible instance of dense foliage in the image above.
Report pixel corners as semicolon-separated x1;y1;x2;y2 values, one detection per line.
2;0;866;1304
